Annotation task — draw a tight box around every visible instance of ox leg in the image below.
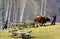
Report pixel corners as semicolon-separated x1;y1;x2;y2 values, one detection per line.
35;23;40;27
35;23;38;27
35;23;37;27
40;23;45;26
43;23;45;26
37;23;40;27
35;23;36;27
40;23;43;26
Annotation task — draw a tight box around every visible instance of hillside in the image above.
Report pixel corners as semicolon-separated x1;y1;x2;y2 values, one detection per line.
0;22;60;39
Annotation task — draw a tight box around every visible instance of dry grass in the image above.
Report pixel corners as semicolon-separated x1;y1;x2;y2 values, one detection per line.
0;22;60;39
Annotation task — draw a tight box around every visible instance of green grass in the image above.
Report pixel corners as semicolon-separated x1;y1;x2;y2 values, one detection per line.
0;22;60;39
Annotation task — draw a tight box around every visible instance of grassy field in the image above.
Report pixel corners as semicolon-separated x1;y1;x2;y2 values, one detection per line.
0;22;60;39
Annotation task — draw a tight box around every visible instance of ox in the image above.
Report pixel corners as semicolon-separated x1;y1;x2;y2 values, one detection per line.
34;16;50;27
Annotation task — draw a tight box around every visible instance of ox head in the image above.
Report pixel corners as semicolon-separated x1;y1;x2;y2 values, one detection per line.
45;17;50;22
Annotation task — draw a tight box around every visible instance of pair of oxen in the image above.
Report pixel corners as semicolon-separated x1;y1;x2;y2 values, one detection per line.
34;16;50;27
